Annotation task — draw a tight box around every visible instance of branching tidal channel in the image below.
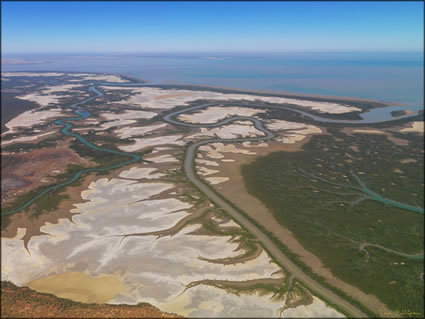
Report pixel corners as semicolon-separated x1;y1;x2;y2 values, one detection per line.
2;81;424;317
3;83;423;218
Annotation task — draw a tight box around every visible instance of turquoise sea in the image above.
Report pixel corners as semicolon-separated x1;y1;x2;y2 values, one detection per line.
2;52;423;105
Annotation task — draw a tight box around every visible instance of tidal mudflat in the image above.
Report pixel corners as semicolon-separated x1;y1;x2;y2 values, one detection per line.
101;86;361;114
4;71;421;317
2;162;328;317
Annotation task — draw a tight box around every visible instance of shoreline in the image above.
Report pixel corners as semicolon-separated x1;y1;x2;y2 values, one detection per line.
155;81;401;106
1;71;422;137
2;73;420;318
1;70;404;106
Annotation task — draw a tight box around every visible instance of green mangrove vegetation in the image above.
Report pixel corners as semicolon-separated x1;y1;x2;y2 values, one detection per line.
242;128;424;316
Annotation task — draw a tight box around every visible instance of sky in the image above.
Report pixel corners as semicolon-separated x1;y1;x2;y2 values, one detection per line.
1;1;424;54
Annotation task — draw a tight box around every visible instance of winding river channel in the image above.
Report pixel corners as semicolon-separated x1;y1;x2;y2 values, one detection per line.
4;84;423;216
3;87;142;216
3;81;424;317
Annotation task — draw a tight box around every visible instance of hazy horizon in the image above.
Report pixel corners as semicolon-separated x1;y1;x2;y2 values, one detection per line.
2;1;423;105
2;51;423;105
2;2;423;54
3;50;424;57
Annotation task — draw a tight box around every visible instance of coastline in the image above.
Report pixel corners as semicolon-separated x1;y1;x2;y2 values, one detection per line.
157;82;400;106
114;72;409;106
2;70;421;137
2;70;400;106
2;71;422;317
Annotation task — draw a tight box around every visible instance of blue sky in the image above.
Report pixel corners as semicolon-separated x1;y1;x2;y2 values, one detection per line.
1;1;423;54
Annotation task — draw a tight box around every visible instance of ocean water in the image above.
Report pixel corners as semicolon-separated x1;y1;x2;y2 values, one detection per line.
2;52;423;105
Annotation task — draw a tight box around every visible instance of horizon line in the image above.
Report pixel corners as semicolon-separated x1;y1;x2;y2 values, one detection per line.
3;49;424;56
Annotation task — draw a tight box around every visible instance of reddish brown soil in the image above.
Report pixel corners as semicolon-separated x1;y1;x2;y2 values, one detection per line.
1;138;93;205
1;159;181;248
1;281;181;318
1;173;96;248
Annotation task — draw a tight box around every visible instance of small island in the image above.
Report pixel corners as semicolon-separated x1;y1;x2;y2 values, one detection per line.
391;110;409;117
